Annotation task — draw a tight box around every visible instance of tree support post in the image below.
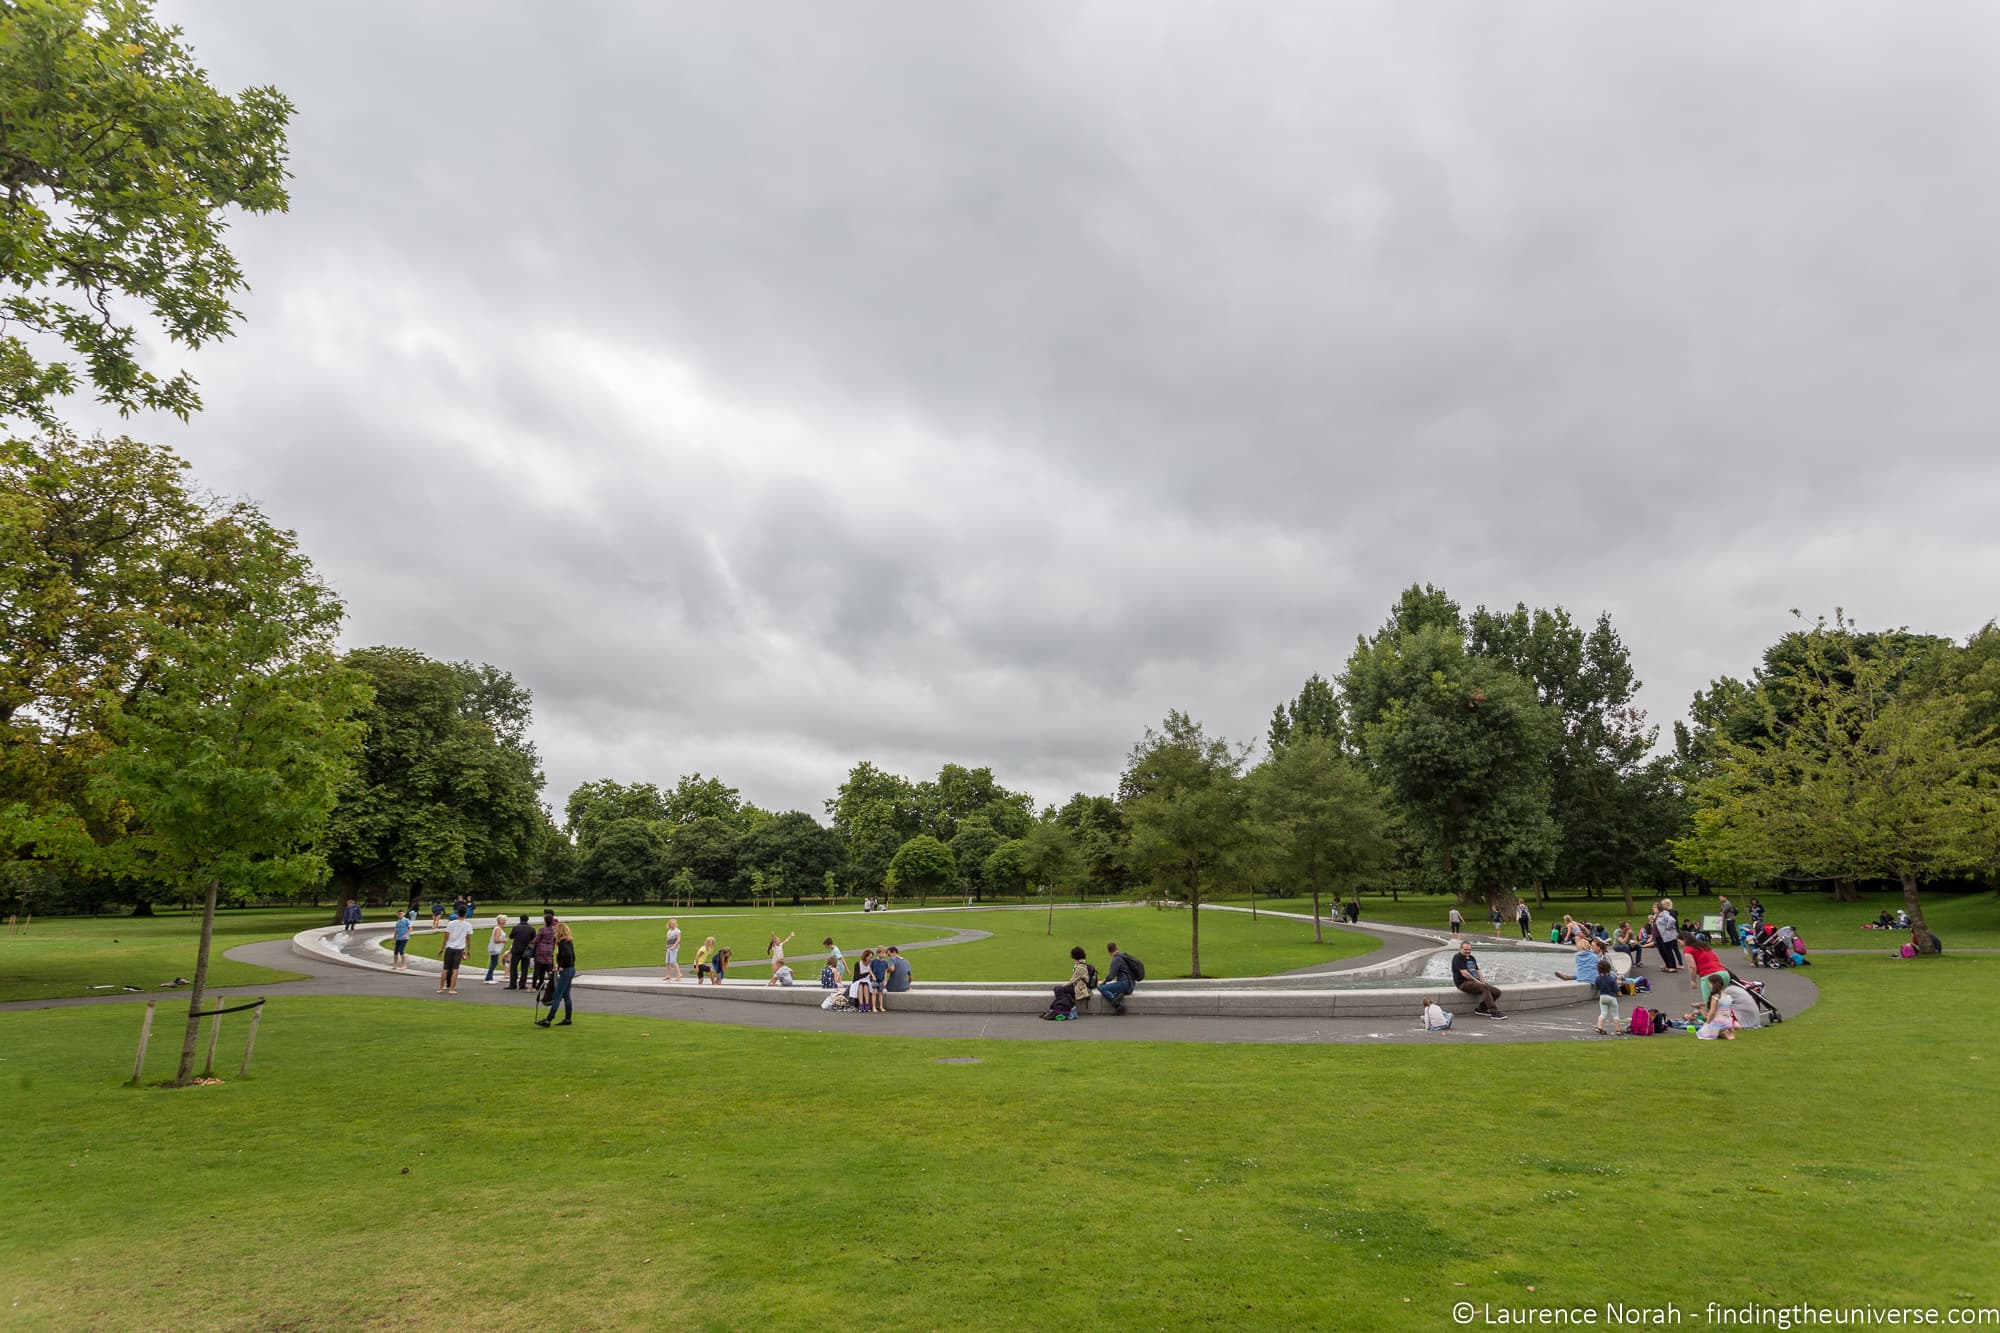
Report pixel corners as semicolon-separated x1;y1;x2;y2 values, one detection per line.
130;1001;158;1085
202;999;225;1078
239;1001;265;1077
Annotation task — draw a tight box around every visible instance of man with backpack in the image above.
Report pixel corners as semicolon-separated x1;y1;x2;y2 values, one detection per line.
1515;900;1533;940
1100;942;1145;1015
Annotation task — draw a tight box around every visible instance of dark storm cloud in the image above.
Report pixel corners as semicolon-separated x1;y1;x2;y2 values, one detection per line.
141;0;2000;813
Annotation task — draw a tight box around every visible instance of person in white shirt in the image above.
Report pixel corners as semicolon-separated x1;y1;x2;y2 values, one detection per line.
767;963;795;987
1420;996;1453;1031
439;909;475;994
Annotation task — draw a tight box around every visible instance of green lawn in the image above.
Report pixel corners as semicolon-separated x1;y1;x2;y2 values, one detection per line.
1248;888;2000;949
1;953;1995;1329
372;905;1379;980
0;908;313;1002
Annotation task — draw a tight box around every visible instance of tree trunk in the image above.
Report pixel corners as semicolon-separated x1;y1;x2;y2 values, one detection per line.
1831;878;1859;903
1900;872;1939;954
174;878;219;1086
1620;882;1634;917
132;900;154;917
1533;878;1547;906
1312;889;1323;944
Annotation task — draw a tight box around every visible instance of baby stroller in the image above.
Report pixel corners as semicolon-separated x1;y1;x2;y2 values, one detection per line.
1729;977;1784;1026
1042;984;1079;1021
1743;923;1795;969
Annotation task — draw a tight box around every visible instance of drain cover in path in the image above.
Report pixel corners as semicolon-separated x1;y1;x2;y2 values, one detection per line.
933;1057;983;1065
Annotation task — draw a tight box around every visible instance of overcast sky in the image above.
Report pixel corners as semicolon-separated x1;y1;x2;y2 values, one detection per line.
134;1;2000;818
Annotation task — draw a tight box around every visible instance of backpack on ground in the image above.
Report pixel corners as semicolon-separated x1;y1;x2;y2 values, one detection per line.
1126;954;1146;983
1626;1007;1654;1036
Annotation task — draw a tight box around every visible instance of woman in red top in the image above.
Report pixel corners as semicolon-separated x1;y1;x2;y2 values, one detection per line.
1684;933;1733;1004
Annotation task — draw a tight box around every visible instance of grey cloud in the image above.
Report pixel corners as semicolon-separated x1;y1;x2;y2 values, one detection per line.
131;0;2000;813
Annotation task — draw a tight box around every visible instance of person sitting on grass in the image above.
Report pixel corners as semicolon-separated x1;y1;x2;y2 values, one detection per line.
1692;988;1739;1041
1449;941;1507;1019
1421;996;1453;1032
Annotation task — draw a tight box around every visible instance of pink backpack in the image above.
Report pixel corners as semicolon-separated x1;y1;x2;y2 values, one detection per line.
1899;943;1917;959
1627;1007;1655;1036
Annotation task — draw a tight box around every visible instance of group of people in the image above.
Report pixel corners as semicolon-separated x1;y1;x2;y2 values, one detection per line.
375;904;580;1026
1041;942;1145;1019
819;938;915;1012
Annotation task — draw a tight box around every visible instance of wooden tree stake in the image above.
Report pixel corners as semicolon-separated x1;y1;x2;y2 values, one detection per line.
130;1001;158;1085
239;1001;264;1077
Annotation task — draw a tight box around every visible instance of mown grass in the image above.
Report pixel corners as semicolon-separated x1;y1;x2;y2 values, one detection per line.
2;955;1995;1330
1250;888;2000;949
0;909;310;1002
474;904;1380;980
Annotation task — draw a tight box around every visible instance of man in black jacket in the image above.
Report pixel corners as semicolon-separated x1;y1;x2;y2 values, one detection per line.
1100;943;1142;1015
507;915;538;990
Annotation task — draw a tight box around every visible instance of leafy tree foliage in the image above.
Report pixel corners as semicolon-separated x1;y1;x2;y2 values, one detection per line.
1675;616;1998;950
915;763;1033;842
3;431;350;911
583;817;669;904
1247;733;1390;940
736;810;841;905
664;814;739;901
1267;671;1343;753
564;779;670;853
826;760;919;894
946;815;1004;899
322;647;543;903
888;832;955;905
1052;791;1132;897
1120;710;1251;977
1344;607;1559;903
85;489;364;1082
1;0;293;428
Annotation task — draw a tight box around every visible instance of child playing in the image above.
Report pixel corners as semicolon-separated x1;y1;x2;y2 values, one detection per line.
1420;996;1453;1031
694;935;715;982
768;962;795;987
1695;991;1740;1041
1592;962;1621;1035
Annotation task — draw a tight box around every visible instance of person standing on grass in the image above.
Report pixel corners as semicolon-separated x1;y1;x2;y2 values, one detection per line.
663;918;683;982
537;922;577;1027
439;908;475;994
484;914;509;984
1489;904;1503;937
392;908;415;970
1448;906;1462;937
1449;941;1507;1019
1515;900;1533;941
532;911;558;995
507;914;537;990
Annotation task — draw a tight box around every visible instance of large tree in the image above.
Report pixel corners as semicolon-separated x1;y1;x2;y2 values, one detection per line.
735;810;841;905
564;780;670;853
1343;599;1560;905
826;760;919;895
888;833;955;906
89;499;364;1084
1248;733;1391;941
1;0;293;428
946;815;1005;900
1120;710;1250;977
321;648;543;904
3;431;346;912
1267;671;1344;753
583;817;670;904
1676;617;1998;952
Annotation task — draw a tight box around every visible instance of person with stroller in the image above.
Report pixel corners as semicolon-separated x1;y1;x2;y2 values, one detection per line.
1449;941;1507;1019
1684;932;1735;1004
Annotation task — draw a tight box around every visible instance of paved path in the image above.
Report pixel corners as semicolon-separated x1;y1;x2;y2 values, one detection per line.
0;910;1822;1044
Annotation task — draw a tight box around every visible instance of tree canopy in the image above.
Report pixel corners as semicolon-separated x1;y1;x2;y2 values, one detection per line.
1;0;294;428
